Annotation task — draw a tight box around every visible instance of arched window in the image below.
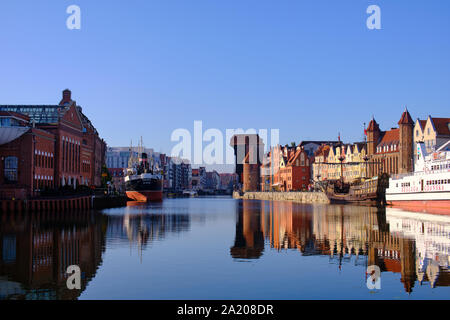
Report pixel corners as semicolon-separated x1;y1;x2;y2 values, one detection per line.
4;156;18;182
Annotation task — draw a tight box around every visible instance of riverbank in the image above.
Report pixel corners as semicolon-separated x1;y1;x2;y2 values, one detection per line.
0;194;129;213
233;191;330;204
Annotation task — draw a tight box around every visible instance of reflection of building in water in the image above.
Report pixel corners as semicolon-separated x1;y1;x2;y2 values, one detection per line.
230;200;265;259
0;212;105;300
231;200;450;293
106;212;190;251
386;208;450;289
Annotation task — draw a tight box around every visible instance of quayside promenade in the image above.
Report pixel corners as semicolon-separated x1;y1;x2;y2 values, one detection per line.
233;191;330;204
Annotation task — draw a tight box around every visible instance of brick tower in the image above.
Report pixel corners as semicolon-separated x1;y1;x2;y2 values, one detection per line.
243;149;260;192
398;108;414;174
366;117;381;177
230;134;264;189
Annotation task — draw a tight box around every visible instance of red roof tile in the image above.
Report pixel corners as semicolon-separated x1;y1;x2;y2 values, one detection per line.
431;117;450;136
377;129;399;149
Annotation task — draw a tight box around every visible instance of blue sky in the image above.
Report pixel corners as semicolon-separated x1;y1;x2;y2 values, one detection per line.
1;1;449;158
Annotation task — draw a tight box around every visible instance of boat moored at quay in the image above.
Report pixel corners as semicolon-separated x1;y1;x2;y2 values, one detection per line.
124;150;163;203
386;142;450;214
325;173;390;205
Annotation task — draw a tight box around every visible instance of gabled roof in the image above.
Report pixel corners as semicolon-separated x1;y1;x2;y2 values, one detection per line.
287;148;304;166
430;117;450;136
416;119;427;130
314;144;331;158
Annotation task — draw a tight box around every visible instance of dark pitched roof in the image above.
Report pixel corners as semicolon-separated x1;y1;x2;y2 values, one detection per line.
398;108;414;125
431;117;450;136
367;118;380;131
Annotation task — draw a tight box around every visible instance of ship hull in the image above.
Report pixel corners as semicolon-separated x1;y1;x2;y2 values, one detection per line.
387;200;450;216
125;175;163;202
386;191;450;215
126;190;163;202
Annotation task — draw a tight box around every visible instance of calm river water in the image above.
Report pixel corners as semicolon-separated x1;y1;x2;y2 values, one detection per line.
1;197;449;300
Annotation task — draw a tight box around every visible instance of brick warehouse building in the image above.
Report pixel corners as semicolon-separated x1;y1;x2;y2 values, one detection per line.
365;108;414;177
0;90;106;200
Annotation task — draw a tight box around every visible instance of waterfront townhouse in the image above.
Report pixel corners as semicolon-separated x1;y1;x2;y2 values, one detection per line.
413;116;450;155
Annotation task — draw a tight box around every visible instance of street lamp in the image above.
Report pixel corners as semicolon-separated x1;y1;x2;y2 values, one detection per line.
339;155;345;183
363;155;369;179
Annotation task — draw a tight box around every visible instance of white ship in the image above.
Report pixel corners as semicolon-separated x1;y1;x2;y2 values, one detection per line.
386;141;450;214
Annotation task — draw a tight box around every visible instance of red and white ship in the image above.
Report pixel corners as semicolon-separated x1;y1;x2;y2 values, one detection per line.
124;140;163;202
386;141;450;215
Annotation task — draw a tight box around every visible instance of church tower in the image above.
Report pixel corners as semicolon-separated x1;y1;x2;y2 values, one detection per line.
398;108;414;174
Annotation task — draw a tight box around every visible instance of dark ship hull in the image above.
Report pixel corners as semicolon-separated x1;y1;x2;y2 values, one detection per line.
125;175;163;202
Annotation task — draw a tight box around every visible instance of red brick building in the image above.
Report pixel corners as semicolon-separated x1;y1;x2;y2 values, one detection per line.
278;146;311;191
0;90;106;199
366;109;414;177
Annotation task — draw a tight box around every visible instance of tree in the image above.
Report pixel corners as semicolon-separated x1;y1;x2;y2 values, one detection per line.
101;164;112;188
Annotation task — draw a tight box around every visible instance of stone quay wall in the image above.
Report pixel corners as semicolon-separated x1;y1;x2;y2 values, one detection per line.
233;191;330;204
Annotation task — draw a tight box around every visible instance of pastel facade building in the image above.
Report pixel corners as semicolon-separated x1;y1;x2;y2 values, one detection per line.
414;116;450;155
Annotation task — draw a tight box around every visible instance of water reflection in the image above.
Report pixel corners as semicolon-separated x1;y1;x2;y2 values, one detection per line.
1;198;449;299
105;202;190;251
231;200;450;293
0;211;105;300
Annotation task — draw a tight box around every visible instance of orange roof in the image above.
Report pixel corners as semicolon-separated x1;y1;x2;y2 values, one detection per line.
287;149;302;166
377;128;399;148
314;144;331;158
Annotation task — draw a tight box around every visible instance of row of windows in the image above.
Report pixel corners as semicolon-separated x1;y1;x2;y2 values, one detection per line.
401;182;411;187
426;179;449;185
62;139;81;173
377;144;397;153
431;164;450;170
35;154;54;169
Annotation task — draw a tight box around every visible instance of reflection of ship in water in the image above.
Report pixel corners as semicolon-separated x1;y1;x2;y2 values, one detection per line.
0;212;105;300
105;207;190;253
231;200;450;293
386;208;450;289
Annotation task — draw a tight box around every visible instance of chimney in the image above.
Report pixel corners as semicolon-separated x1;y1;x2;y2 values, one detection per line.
60;89;72;105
